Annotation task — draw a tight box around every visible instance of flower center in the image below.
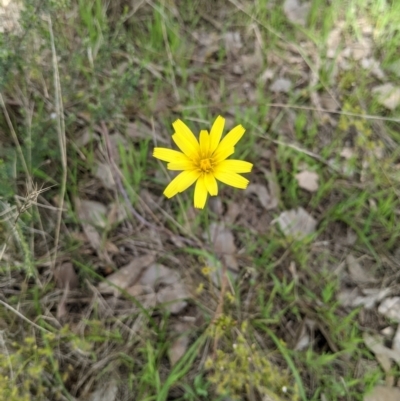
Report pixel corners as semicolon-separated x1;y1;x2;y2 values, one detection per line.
199;158;213;173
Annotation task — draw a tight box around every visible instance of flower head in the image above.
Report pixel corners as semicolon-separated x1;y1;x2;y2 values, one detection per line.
153;116;253;209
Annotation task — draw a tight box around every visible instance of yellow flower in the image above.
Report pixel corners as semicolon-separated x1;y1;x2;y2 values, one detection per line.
153;116;253;209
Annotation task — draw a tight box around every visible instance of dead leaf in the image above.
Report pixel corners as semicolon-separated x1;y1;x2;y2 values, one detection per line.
393;325;400;352
364;333;400;366
381;326;394;338
294;319;316;351
82;224;102;251
224;202;241;224
126;263;190;314
232;64;243;75
372;83;400;110
54;262;78;290
203;222;240;287
340;147;354;159
104;241;119;254
107;201;128;226
245;183;278;210
364;386;400;401
388;60;400;78
208;222;238;272
75;199;107;229
320;93;340;111
295;171;319;192
326;26;343;58
192;31;220;64
283;0;310;26
108;132;128;163
346;254;376;284
169;335;189;366
156;281;189;314
363;333;400;386
361;58;385;80
75;129;99;147
338;288;390;309
98;254;155;295
378;297;400;322
74;198;111;258
270;78;292;93
241;45;263;73
169;322;190;366
86;380;118;401
363;333;393;380
139;189;161;213
126;121;165;143
0;0;21;33
140;263;180;287
209;197;223;215
54;262;79;320
275;207;317;240
259;68;275;85
94;162;115;190
351;39;372;61
223;31;242;56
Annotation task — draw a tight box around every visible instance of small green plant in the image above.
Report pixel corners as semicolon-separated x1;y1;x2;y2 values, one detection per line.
206;322;298;400
0;333;58;401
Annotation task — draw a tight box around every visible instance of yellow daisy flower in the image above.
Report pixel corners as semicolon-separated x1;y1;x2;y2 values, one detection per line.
153;115;253;209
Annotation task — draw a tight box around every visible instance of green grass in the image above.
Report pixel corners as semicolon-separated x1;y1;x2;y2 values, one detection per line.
1;0;400;399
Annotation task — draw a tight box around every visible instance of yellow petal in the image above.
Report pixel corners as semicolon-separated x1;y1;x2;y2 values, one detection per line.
212;146;235;164
194;175;208;209
214;170;249;189
163;170;200;198
209;116;225;154
172;120;199;156
167;160;196;170
199;130;210;157
153;148;188;162
217;159;253;173
172;133;199;158
204;173;218;196
216;124;245;152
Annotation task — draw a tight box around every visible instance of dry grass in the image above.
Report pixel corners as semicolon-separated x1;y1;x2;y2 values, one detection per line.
0;0;400;400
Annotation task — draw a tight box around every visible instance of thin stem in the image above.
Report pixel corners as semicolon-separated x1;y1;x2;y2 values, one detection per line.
48;15;67;270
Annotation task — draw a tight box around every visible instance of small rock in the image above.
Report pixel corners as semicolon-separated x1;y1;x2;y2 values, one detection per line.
270;78;292;93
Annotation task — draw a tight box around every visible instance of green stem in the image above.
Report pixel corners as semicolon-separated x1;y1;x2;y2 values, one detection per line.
203;206;211;245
